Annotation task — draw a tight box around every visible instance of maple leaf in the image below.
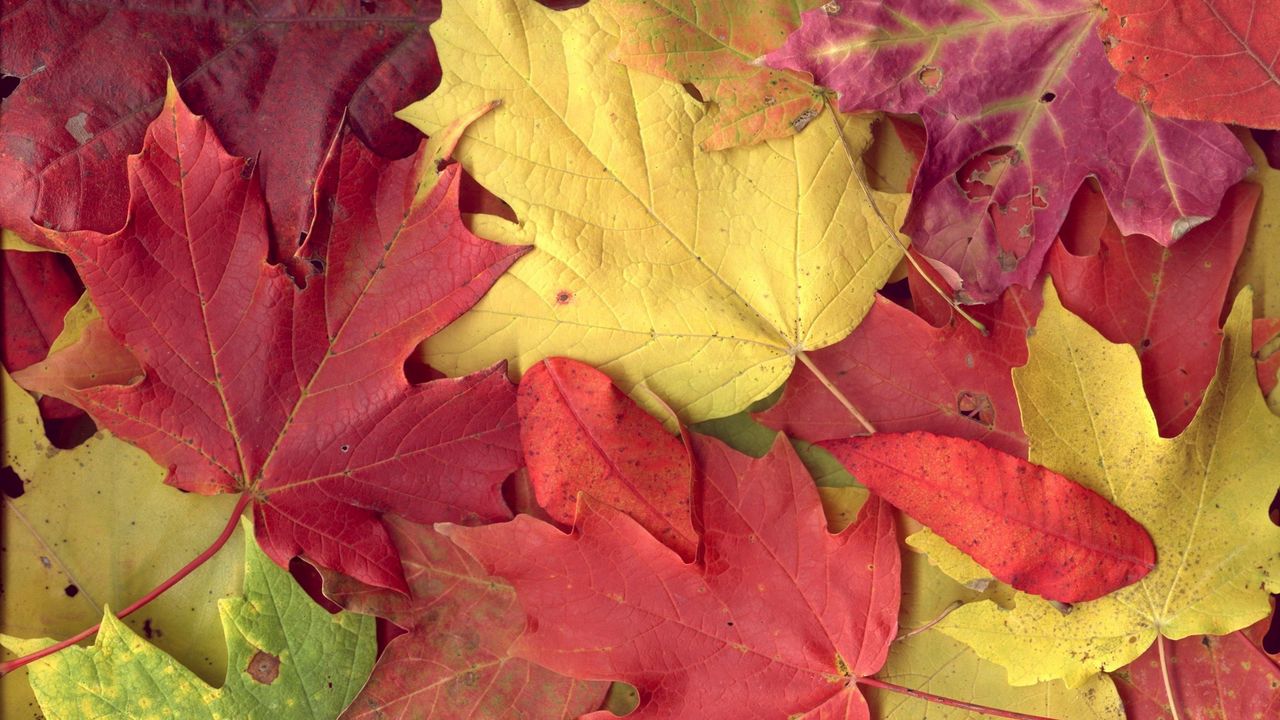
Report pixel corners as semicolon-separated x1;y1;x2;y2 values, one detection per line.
1099;0;1280;128
756;289;1036;457
823;431;1156;603
1113;618;1280;719
3;523;375;720
1050;181;1259;436
919;284;1280;686
600;0;826;149
42;84;527;591
441;435;900;719
321;515;609;720
399;0;907;423
1;370;245;719
766;0;1250;302
0;0;445;257
519;357;697;560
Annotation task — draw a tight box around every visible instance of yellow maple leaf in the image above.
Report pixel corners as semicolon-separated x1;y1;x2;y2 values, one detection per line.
399;0;906;423
923;283;1280;687
1;369;244;719
601;0;826;150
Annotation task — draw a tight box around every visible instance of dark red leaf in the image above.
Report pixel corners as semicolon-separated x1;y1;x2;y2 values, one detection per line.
0;0;442;261
43;87;526;591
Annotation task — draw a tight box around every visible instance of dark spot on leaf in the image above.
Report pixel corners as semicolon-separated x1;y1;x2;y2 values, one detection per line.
1;467;25;498
359;0;375;12
247;650;281;684
143;618;155;638
1140;337;1152;350
1201;636;1212;648
1039;92;1056;103
64;584;79;597
681;83;705;103
555;290;573;305
0;74;20;99
298;231;308;247
791;109;818;132
340;444;350;453
726;621;734;626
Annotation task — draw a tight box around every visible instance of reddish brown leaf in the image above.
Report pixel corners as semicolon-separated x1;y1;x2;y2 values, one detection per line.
756;288;1037;457
518;358;696;560
44;87;526;591
321;515;609;720
1048;182;1258;436
1114;619;1280;719
1;249;83;420
821;431;1156;603
1100;0;1280;128
442;435;901;720
0;0;442;258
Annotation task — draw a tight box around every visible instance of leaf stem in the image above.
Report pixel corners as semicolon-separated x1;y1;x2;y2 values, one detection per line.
856;676;1056;719
796;350;876;434
822;99;987;335
0;492;251;676
894;599;964;642
1157;634;1181;720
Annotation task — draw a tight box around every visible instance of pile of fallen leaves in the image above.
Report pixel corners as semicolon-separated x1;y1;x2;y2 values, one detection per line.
2;1;1278;718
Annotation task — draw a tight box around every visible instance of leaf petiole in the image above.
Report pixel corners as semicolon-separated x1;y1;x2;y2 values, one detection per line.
857;676;1057;719
0;491;252;676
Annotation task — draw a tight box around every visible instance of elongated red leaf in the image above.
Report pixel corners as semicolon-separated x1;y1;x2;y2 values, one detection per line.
821;431;1156;603
0;0;446;258
1100;0;1280;128
1114;619;1280;719
519;357;696;560
442;435;900;720
321;516;609;719
1049;182;1258;436
45;86;526;591
757;288;1036;457
766;0;1249;302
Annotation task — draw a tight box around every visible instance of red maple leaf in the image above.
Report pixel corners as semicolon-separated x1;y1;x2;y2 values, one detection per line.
443;435;901;719
45;86;527;591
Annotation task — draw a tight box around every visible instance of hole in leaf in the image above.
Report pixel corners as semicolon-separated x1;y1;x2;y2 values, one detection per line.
956;391;995;427
340;444;350;453
0;74;19;99
298;231;308;247
1040;92;1056;103
64;584;79;597
916;65;943;91
1;466;25;498
309;258;325;274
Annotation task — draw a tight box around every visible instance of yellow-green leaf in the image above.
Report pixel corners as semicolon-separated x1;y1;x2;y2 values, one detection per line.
401;0;906;423
4;522;375;720
930;284;1280;686
601;0;826;150
1;369;244;719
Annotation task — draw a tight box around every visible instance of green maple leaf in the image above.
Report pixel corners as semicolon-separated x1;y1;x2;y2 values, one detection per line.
2;522;375;720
